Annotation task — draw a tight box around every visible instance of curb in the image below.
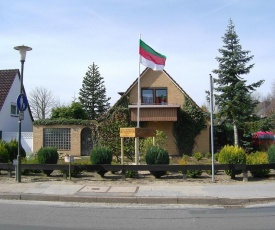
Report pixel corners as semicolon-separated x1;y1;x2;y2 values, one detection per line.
1;193;275;206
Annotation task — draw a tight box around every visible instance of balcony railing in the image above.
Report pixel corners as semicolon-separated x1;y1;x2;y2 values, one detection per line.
128;104;180;121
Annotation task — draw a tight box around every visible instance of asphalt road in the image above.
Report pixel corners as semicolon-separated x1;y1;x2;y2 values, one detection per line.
0;200;275;230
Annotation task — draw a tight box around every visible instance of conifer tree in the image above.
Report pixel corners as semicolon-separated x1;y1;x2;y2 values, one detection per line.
213;19;264;146
79;63;110;120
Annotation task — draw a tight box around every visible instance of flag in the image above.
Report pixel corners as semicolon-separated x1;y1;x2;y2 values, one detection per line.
139;39;166;71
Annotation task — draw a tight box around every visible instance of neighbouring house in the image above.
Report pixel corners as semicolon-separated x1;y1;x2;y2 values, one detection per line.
0;69;33;152
117;68;209;155
256;100;274;118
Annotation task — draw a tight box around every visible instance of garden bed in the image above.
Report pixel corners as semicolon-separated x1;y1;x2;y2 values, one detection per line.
1;168;275;186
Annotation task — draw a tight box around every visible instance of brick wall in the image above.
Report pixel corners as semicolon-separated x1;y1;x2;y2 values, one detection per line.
144;121;177;155
129;69;185;108
33;125;85;156
127;69;210;155
193;126;210;154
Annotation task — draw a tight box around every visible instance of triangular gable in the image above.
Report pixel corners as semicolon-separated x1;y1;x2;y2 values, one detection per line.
114;68;201;110
0;69;19;111
0;69;34;121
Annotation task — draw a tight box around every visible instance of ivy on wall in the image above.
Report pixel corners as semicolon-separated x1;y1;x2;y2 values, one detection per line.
173;97;207;156
33;118;97;127
97;95;136;162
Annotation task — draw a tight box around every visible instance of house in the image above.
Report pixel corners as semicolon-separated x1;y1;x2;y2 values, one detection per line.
32;68;209;157
0;69;33;151
118;68;209;155
256;100;274;118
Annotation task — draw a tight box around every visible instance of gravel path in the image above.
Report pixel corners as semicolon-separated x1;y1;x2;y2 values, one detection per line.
1;169;275;186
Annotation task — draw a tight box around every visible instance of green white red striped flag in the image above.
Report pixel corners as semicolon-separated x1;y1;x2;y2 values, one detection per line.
139;39;166;71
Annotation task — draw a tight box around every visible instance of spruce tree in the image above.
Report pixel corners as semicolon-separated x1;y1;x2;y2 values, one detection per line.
213;19;264;146
79;63;110;120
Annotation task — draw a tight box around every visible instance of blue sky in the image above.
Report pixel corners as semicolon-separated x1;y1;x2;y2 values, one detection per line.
1;0;274;107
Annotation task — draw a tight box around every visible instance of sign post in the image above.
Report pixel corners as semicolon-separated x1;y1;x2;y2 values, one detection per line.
14;44;32;183
16;93;29;182
65;155;74;180
120;128;156;165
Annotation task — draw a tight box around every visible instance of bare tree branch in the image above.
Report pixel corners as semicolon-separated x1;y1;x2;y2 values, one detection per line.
28;87;59;120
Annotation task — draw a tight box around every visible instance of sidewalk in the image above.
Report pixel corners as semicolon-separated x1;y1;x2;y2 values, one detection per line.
1;181;275;206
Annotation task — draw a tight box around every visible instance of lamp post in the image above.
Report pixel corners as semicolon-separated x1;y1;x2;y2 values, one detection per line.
14;45;32;183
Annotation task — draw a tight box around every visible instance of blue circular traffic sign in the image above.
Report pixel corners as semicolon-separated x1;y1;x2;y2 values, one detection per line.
17;94;28;112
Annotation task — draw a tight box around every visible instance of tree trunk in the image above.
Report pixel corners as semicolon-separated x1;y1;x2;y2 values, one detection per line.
233;121;239;146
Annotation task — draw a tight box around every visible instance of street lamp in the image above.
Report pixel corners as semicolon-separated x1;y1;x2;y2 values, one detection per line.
14;45;32;183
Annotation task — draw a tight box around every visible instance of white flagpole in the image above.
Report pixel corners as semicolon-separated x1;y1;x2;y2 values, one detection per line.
210;74;215;182
137;34;141;128
135;34;141;165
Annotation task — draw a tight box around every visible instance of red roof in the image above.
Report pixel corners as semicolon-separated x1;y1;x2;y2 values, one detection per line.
0;69;33;122
253;131;274;137
0;69;19;111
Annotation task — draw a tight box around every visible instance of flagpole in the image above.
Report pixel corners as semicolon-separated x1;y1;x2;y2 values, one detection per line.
137;34;141;128
135;34;141;165
210;74;215;182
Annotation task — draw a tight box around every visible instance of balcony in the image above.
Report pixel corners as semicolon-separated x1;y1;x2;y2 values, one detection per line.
128;104;180;122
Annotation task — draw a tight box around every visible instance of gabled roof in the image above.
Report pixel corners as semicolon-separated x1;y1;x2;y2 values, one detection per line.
0;69;34;121
116;68;201;109
0;69;19;111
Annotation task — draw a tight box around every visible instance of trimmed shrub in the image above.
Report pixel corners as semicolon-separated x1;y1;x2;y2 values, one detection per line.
145;146;169;178
186;168;202;178
140;130;168;156
4;139;26;162
37;147;59;176
192;152;203;161
205;152;211;159
0;145;9;163
90;146;112;177
267;145;275;163
126;170;138;178
218;145;246;179
247;151;270;177
62;160;91;178
214;152;219;162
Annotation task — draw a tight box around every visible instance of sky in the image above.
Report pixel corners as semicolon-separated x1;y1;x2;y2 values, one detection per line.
1;0;275;107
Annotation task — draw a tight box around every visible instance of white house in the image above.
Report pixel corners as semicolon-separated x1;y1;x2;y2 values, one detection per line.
0;69;33;152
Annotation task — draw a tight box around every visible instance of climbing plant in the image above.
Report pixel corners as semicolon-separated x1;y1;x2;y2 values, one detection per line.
173;97;207;156
97;95;136;162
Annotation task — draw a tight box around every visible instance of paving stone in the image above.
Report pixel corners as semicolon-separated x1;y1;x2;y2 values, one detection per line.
79;186;110;193
108;186;138;193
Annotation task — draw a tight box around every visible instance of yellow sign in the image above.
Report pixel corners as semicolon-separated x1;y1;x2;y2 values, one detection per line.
120;128;156;138
120;128;136;137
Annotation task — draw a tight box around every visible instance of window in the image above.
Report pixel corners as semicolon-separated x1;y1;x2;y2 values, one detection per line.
43;128;71;150
11;103;19;116
141;88;167;105
141;89;154;104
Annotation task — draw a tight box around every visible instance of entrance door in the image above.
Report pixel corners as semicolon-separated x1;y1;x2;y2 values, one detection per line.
81;127;93;156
